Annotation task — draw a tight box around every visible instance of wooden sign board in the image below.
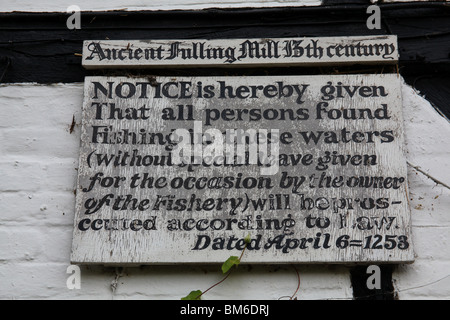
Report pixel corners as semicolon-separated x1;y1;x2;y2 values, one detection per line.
71;74;414;265
82;36;398;69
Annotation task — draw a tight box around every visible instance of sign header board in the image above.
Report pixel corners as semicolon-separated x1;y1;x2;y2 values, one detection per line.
82;36;398;69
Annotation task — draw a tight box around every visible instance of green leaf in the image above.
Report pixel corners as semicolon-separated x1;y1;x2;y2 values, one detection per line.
181;290;202;300
244;234;251;244
221;256;240;274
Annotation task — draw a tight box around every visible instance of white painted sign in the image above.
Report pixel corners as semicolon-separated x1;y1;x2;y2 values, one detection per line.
82;36;398;69
71;74;413;265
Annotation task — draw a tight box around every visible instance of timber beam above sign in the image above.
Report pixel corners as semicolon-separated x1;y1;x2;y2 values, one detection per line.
82;35;398;69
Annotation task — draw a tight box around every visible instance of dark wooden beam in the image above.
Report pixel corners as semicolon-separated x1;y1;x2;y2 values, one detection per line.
0;3;449;82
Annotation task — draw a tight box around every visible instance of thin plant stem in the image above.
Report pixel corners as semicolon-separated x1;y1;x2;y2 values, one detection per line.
195;241;249;300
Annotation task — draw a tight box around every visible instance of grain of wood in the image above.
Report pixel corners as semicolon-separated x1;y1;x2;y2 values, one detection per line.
71;74;413;265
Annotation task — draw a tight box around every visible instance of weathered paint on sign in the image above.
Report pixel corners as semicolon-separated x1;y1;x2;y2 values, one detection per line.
82;36;398;69
71;74;413;265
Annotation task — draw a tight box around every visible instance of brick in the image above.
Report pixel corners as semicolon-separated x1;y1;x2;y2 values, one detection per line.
0;262;113;299
0;227;44;262
0;160;78;192
0;191;75;225
0;127;80;159
394;261;450;300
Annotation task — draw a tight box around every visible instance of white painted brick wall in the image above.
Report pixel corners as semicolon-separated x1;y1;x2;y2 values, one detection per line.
392;83;450;300
0;77;449;300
